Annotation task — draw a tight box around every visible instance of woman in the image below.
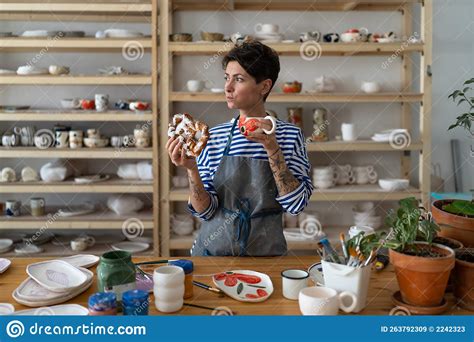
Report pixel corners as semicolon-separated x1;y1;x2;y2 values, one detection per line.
166;41;313;256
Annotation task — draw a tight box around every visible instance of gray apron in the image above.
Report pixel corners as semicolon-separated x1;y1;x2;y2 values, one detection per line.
191;115;287;257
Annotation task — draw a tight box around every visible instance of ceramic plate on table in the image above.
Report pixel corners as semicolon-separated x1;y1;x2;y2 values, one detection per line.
0;239;13;254
0;258;12;273
59;254;99;268
12;304;89;315
58;203;95;217
14;244;43;255
74;174;110;184
27;260;88;293
0;303;15;315
14;267;93;307
212;270;273;302
112;241;149;253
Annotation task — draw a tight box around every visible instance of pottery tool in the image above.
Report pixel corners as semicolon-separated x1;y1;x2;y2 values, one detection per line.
192;281;224;295
340;233;349;263
183;303;235;315
134;259;179;266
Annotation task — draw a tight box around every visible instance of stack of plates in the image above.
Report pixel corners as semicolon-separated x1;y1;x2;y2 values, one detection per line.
13;259;95;307
0;239;13;254
255;33;284;43
371;128;410;142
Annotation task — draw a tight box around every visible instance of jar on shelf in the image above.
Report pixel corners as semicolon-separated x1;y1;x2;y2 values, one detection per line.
312;108;329;142
287;107;303;129
97;251;136;303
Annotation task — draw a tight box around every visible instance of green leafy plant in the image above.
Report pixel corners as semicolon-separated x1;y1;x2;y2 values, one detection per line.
442;200;474;218
346;231;384;259
448;77;474;136
383;197;440;255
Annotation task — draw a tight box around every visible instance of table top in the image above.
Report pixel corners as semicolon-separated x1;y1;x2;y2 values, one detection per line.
0;256;468;315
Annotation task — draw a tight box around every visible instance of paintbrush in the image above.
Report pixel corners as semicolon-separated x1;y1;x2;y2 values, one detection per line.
362;248;377;267
192;281;224;296
340;233;349;263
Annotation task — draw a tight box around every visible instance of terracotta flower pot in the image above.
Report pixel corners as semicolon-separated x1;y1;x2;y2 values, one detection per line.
389;242;455;307
453;248;474;311
432;200;474;247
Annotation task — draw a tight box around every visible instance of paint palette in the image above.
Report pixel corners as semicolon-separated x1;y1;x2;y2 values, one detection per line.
212;270;273;302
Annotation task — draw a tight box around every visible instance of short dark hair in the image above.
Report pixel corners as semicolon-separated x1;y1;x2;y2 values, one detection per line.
222;40;280;101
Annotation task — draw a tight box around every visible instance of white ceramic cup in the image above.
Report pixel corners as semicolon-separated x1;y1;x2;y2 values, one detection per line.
70;236;95;251
255;23;279;34
282;269;309;300
5;200;21;217
186;80;211;92
30;197;45;217
153;266;185;313
299;286;358;315
341;123;356;141
361;81;381;93
314;179;335;189
95;94;109;112
55;131;69;148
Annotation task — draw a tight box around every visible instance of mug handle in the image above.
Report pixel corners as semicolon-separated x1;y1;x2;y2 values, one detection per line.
338;291;358;313
359;27;369;35
263;115;277;135
314;31;321;41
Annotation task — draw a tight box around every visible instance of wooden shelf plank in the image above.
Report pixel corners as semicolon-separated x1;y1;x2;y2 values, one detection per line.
0;75;152;85
0;177;153;193
0;38;152;52
169;185;421;202
171;91;423;103
0;209;154;229
0;147;153;159
170;42;424;56
0;110;153;122
0;2;152;13
171;0;420;11
307;140;423;152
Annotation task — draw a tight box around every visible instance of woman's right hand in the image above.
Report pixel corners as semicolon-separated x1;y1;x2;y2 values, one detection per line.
166;136;197;170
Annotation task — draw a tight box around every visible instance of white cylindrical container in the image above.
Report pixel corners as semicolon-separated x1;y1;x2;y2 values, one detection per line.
153;266;185;313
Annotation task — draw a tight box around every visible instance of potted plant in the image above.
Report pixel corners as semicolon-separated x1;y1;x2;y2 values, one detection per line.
453;248;474;311
432;78;474;247
384;197;455;307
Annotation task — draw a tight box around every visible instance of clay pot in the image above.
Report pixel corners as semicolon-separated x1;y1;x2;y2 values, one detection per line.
453;248;474;311
433;236;464;250
432;200;474;247
389;242;455;307
282;81;302;93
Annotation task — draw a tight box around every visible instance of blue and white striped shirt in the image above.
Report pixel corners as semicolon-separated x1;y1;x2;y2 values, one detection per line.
188;117;314;220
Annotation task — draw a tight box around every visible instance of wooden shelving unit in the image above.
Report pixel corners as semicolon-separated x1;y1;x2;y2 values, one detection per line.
159;0;432;256
0;0;160;256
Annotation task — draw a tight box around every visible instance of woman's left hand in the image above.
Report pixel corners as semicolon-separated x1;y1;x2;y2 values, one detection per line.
244;120;279;154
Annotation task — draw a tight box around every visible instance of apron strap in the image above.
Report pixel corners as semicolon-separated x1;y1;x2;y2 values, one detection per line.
223;198;282;256
223;115;239;156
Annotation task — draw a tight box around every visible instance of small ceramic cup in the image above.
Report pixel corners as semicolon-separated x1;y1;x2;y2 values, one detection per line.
30;197;45;217
153;266;185;313
281;269;309;300
299;286;358;315
95;94;109;112
341;123;356;141
186;80;211;92
110;136;123;148
5;200;21;217
55;130;69;148
71;236;95;251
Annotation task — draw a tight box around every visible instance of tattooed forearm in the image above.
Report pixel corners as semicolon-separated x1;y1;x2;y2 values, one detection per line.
268;147;301;196
187;168;211;213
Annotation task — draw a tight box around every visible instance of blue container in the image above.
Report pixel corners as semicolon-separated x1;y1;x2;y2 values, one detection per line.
88;292;117;315
122;289;149;316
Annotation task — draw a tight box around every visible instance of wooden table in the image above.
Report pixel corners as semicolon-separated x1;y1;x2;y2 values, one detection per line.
0;256;468;315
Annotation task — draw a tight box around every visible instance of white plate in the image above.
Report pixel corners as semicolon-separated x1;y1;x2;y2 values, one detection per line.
112;241;149;253
213;270;273;302
58;203;95;217
12;304;89;315
127;236;153;244
0;258;11;273
14;267;93;307
59;254;99;268
14;244;43;255
27;260;88;293
0;303;15;315
74;174;110;184
104;29;144;38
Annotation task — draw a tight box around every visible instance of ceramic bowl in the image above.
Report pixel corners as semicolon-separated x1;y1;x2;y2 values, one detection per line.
170;33;193;42
83;137;108;148
17;65;49;75
378;178;409;191
361;81;381;93
201;31;224;41
61;98;81;109
314;180;334;189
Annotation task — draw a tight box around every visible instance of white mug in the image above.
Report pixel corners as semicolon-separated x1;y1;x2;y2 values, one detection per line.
361;81;381;93
186;80;211;92
55;131;69;148
282;269;309;300
154;266;185;313
70;236;95;251
30;197;45;217
5;200;21;217
95;94;109;112
299;286;358;315
341;123;356;141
